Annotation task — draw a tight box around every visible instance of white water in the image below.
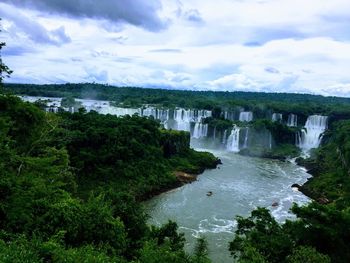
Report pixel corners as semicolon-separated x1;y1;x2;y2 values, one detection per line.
243;128;249;149
298;115;328;151
239;111;253;122
272;113;283;122
287;114;298;127
192;123;209;139
144;148;311;263
222;129;228;144
226;125;240;152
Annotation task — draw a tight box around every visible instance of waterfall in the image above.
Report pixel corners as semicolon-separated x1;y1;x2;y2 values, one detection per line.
156;109;169;122
223;111;235;121
222;129;228;144
272;113;282;122
192;123;208;139
298;115;328;151
243;128;249;148
142;107;157;118
23;96;215;136
104;107;140;116
174;109;191;131
213;126;217;140
226;125;240;152
239;111;253;122
172;108;211;132
287;114;298;127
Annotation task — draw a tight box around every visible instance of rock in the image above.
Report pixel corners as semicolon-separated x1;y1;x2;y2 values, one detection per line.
207;191;213;196
272;202;279;207
174;171;197;183
291;183;301;189
317;197;330;204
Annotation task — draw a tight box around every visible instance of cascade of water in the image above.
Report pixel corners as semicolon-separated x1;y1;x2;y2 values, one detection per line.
298;115;328;151
226;125;240;152
287;114;298;127
223;111;235;121
156;109;169;122
243;128;249;148
272;113;283;122
173;109;189;131
269;132;272;149
222;129;228;144
213;126;217;140
172;108;212;132
142;107;157;118
239;111;253;122
192;123;208;139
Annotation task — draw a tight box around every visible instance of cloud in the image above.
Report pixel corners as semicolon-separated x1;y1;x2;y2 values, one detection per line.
208;73;263;91
0;3;71;45
1;46;36;56
3;0;350;98
84;67;109;83
323;83;350;97
183;9;204;24
244;41;263;47
149;48;182;53
265;67;280;74
3;0;167;31
207;70;299;93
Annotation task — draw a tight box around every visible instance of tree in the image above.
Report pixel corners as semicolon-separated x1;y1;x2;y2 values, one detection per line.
0;19;12;87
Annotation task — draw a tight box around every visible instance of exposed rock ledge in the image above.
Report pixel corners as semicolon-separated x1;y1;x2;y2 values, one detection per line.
174;171;197;183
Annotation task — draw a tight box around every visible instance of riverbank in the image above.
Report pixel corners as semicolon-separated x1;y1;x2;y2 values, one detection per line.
140;156;222;201
295;156;332;204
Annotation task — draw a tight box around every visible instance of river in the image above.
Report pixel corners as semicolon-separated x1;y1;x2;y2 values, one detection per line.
144;142;311;262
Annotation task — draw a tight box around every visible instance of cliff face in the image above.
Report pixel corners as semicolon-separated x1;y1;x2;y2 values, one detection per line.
161;129;191;157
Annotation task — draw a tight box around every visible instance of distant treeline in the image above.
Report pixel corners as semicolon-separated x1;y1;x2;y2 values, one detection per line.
5;83;350;116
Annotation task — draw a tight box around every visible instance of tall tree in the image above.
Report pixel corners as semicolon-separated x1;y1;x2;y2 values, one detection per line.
0;18;12;88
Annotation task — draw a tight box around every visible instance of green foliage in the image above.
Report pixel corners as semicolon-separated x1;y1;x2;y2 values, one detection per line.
192;237;211;263
229;208;294;263
138;240;190;263
288;203;350;262
0;235;42;263
0;94;218;262
60;96;82;109
0;31;13;88
161;129;190;157
229;205;350;263
299;120;350;205
286;246;330;263
0;233;124;263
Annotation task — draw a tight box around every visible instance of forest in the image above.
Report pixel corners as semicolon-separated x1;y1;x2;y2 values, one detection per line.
0;93;222;262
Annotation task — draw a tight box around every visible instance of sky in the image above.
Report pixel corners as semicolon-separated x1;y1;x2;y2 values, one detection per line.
1;0;350;97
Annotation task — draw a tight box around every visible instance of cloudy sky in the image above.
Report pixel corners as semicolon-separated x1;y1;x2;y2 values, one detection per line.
1;0;350;96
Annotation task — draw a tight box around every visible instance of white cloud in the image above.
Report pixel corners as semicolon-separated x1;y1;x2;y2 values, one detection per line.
1;0;350;97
